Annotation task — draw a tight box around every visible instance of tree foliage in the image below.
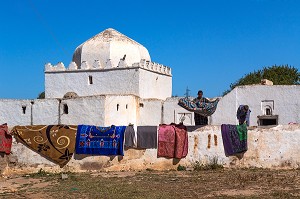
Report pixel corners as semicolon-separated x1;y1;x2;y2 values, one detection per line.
37;91;45;99
223;65;300;96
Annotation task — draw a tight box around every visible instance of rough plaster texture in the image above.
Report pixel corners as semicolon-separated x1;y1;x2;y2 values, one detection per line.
45;69;140;99
138;69;172;100
104;95;138;126
60;96;106;126
0;99;32;126
72;28;151;68
3;125;300;175
32;99;59;125
45;67;172;100
210;89;237;125
137;99;163;126
211;85;300;126
1;85;299;128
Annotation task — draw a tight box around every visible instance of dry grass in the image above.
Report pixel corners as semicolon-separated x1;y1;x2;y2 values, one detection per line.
0;168;300;198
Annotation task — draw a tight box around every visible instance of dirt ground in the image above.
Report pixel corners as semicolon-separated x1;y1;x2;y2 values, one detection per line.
0;168;299;199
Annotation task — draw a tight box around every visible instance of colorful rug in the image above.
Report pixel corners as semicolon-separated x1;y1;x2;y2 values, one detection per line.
221;124;248;157
174;124;188;159
11;125;77;167
158;124;188;159
75;125;126;156
0;123;12;154
158;124;176;158
178;98;219;117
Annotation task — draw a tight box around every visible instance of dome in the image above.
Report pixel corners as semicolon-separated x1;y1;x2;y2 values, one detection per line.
72;28;151;68
63;92;79;99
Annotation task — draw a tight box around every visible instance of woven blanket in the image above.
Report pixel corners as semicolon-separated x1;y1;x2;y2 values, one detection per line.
158;124;188;159
0;123;12;154
11;125;77;167
221;124;247;157
137;126;158;149
124;125;135;148
75;125;126;156
178;98;219;117
174;124;188;159
158;124;176;158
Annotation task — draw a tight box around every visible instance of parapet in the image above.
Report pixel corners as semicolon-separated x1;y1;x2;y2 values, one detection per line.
45;57;172;76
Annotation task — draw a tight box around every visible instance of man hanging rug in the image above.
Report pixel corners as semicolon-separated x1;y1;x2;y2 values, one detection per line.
178;98;219;117
0;123;12;154
75;125;126;156
11;125;77;167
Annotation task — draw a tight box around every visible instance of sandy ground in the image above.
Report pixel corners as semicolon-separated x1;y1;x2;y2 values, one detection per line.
0;168;300;198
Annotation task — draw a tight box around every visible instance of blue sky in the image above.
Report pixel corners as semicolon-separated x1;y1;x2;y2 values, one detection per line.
1;0;300;99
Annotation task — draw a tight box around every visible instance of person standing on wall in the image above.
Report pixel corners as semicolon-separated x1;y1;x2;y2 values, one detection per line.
193;90;210;125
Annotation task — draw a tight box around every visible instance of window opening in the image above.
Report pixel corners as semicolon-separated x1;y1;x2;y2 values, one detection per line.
126;104;128;109
266;108;271;115
22;106;26;114
258;115;278;126
117;104;119;111
63;104;69;114
89;76;93;84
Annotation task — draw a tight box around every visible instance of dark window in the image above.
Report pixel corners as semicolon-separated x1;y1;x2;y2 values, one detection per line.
266;108;271;115
261;118;277;125
63;104;68;114
22;106;26;114
89;76;93;84
126;104;128;109
139;103;144;108
258;115;278;126
117;104;119;111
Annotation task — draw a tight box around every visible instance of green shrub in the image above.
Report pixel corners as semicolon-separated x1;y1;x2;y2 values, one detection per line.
177;164;186;171
193;156;223;171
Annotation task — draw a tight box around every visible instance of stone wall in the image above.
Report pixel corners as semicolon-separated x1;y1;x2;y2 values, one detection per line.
1;125;299;175
1;85;299;128
45;62;172;100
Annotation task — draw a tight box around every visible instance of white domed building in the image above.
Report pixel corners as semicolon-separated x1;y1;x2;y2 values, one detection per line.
45;28;172;100
42;28;173;126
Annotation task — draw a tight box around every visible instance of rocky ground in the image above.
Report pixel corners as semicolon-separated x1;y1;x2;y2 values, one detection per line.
0;168;300;198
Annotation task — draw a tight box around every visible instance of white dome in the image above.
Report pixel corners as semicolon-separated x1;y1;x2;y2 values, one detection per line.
72;28;151;68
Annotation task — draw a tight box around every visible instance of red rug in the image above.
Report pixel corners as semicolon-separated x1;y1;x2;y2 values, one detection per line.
0;123;12;154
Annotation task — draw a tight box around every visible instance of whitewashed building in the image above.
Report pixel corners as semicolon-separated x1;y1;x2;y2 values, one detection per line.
1;28;300;173
0;28;299;127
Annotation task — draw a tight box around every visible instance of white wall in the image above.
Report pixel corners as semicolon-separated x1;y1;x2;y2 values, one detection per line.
211;85;300;126
137;99;163;126
210;89;237;125
45;68;140;99
139;68;172;100
236;85;300;125
60;96;106;126
104;95;138;126
0;99;32;126
45;67;172;100
1;85;299;128
32;99;59;125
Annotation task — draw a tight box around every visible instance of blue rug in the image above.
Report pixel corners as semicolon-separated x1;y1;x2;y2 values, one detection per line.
75;125;126;156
